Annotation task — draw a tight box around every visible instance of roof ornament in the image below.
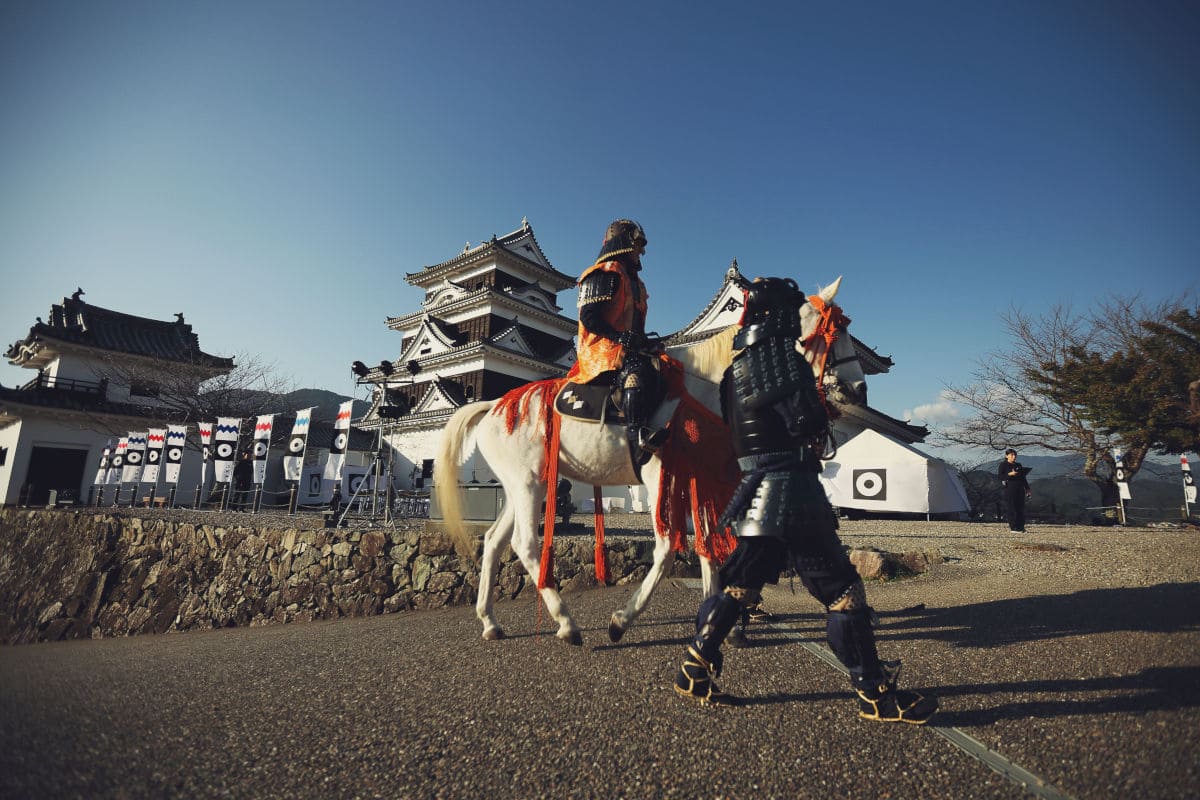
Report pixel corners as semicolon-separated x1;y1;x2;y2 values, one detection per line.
174;313;186;324
463;242;471;253
70;287;85;301
521;216;529;230
491;233;497;243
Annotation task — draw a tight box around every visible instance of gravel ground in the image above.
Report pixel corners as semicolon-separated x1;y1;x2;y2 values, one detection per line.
2;516;1196;799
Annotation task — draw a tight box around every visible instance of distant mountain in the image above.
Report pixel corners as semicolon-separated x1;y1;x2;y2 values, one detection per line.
279;388;370;421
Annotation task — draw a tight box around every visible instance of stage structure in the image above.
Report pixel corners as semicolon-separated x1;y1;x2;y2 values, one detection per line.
353;218;577;490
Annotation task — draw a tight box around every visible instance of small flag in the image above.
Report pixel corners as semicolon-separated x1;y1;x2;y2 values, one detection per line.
252;414;274;485
163;425;187;485
122;432;147;484
283;407;315;481
323;400;354;482
1114;450;1132;502
1183;456;1197;505
108;437;128;485
213;417;240;484
199;422;214;485
94;440;113;485
142;428;166;485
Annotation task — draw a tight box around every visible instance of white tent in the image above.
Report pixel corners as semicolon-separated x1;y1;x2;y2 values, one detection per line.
819;428;970;517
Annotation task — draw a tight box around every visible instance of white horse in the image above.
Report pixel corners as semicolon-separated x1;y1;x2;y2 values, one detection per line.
434;277;864;645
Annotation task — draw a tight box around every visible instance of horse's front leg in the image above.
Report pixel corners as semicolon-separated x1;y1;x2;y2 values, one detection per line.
509;493;582;646
699;554;719;600
608;531;676;642
476;504;514;641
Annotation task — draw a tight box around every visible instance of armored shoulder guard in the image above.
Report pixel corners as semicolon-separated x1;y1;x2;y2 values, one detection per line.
578;270;620;307
731;337;828;441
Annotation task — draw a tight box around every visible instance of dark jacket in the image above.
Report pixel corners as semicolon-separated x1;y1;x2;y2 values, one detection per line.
998;461;1030;493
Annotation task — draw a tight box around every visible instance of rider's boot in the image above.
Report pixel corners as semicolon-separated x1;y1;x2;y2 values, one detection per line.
622;386;667;468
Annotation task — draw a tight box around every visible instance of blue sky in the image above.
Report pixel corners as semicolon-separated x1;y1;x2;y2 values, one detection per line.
1;1;1196;463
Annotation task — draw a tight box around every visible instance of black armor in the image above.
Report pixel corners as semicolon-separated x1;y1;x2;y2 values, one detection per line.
674;275;937;723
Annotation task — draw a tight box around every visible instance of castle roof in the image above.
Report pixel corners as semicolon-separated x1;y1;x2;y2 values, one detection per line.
405;219;575;290
5;290;234;371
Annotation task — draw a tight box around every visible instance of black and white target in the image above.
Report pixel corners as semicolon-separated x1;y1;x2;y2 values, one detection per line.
253;440;270;458
166;447;183;464
214;441;236;461
347;474;366;495
146;449;161;465
852;468;887;501
1185;472;1195;487
125;450;143;466
288;434;306;455
330;431;348;455
111;454;124;469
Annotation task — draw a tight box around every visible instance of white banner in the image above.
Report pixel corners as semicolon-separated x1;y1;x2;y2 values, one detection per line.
1114;452;1132;502
121;431;147;484
213;417;240;484
107;437;127;485
94;440;113;485
322;400;354;482
252;414;274;485
1183;456;1197;505
164;425;187;485
142;428;166;485
199;422;213;486
283;407;315;482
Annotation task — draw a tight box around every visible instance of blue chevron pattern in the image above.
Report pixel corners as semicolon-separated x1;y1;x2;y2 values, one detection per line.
215;424;239;435
166;430;186;442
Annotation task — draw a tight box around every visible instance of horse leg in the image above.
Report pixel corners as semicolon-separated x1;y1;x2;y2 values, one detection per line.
507;486;582;646
476;503;515;641
608;531;675;642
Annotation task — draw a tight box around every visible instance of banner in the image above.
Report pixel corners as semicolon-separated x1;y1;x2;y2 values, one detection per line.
199;422;213;486
164;425;187;485
1114;451;1132;501
94;440;113;485
323;400;354;482
1183;456;1197;505
142;428;166;485
283;407;315;482
213;417;240;484
122;431;147;484
252;414;274;485
108;437;127;485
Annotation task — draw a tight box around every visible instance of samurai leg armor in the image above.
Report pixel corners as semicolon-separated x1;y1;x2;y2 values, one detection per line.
674;589;748;706
827;582;938;724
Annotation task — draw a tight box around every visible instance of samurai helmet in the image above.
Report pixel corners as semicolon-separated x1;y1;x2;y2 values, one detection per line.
596;219;648;263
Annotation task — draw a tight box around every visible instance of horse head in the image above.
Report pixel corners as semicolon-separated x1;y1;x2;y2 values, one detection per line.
799;277;867;405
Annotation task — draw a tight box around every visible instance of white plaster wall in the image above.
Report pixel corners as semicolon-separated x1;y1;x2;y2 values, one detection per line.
0;421;24;505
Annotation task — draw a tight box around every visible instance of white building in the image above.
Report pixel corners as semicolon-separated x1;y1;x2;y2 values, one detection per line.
0;290;233;506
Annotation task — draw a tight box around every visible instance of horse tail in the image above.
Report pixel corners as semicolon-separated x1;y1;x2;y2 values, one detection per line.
435;400;494;560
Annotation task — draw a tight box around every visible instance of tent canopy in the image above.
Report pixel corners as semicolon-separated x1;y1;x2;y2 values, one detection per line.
819;428;970;515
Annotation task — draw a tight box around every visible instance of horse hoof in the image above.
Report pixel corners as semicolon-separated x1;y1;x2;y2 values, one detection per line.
561;630;583;646
608;621;626;642
482;628;507;641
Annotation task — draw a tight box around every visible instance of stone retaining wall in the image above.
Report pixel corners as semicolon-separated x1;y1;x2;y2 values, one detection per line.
0;509;670;645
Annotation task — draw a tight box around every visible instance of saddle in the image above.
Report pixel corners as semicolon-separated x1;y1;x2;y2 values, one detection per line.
554;367;666;425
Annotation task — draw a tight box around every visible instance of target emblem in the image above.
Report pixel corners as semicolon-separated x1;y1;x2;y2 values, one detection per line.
147;449;160;464
348;475;365;494
1185;473;1195;487
215;441;235;460
167;447;183;463
111;454;124;469
852;468;887;501
126;450;143;466
331;432;348;454
288;434;306;454
1116;468;1126;482
253;440;269;458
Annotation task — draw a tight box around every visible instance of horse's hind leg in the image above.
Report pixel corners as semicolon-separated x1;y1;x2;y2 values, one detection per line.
608;529;675;642
476;503;515;641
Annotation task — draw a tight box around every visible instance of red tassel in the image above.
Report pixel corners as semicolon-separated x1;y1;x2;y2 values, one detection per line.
537;410;561;590
593;485;608;584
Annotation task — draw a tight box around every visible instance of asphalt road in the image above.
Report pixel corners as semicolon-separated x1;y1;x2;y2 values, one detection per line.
2;526;1198;800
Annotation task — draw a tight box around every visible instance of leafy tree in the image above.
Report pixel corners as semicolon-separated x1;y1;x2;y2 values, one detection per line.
938;296;1195;509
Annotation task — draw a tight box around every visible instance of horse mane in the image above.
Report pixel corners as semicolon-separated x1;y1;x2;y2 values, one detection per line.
679;325;738;382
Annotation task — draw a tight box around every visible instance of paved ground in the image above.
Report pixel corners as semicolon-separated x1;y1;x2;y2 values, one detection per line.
1;521;1197;799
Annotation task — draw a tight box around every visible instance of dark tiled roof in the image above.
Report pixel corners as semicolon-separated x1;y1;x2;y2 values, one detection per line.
405;222;575;288
5;292;233;369
0;383;185;421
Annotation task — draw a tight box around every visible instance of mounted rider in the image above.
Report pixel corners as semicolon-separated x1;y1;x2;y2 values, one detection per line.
570;219;665;466
673;275;939;724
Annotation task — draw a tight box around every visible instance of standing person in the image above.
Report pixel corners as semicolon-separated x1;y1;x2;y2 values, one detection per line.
570;219;664;465
232;451;254;511
672;276;938;724
998;448;1031;532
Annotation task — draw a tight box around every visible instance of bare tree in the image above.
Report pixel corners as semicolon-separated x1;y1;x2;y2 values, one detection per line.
948;459;1004;521
936;297;1169;509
